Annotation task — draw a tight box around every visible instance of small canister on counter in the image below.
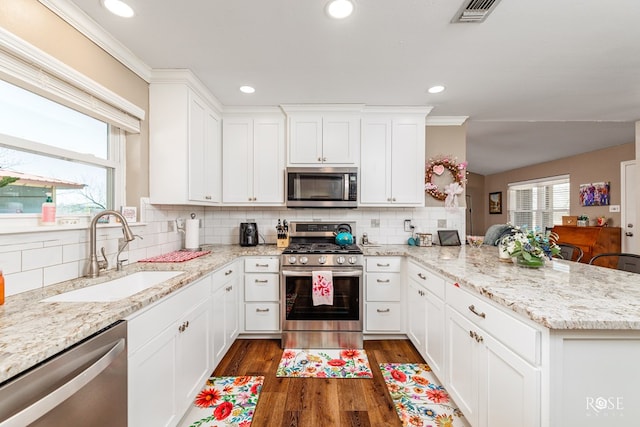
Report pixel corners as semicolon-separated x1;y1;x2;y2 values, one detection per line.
416;233;433;247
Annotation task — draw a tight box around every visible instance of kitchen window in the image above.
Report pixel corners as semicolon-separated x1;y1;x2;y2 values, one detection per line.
0;79;123;216
507;175;570;230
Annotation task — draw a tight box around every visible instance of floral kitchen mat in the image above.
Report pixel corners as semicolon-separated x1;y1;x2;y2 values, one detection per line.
179;375;264;427
380;363;467;427
276;348;373;378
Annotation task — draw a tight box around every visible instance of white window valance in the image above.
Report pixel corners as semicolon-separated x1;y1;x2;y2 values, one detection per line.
0;27;144;133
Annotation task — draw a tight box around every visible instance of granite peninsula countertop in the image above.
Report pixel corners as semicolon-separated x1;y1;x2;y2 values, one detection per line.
2;243;640;383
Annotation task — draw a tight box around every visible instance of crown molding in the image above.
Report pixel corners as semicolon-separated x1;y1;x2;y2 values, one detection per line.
426;116;469;126
38;0;152;82
150;69;224;114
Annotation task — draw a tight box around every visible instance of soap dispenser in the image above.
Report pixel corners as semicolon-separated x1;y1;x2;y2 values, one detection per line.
41;192;56;225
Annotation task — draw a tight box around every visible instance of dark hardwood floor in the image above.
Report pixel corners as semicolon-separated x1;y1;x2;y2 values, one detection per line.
212;339;425;426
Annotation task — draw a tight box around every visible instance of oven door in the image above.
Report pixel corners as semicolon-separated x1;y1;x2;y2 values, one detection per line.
280;268;363;331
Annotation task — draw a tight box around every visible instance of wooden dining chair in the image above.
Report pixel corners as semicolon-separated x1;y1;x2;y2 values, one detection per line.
555;243;584;262
588;253;640;273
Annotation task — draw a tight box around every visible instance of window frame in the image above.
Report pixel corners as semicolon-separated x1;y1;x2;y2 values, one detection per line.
507;174;570;230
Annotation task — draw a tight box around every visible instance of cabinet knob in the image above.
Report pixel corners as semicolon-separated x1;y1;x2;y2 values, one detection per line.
323;157;327;162
225;286;232;292
392;198;396;202
205;196;212;200
318;157;322;162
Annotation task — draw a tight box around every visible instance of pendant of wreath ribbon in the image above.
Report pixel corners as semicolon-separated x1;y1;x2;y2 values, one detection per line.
443;182;463;208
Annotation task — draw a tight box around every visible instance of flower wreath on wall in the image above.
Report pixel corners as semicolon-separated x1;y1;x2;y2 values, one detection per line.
425;155;468;207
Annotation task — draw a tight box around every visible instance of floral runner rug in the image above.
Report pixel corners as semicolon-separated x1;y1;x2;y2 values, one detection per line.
179;375;264;427
380;363;467;427
276;348;373;378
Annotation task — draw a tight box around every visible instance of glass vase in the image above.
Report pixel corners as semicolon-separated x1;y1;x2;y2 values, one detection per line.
512;255;545;269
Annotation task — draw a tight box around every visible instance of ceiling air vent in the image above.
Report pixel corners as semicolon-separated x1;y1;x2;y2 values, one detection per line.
451;0;502;23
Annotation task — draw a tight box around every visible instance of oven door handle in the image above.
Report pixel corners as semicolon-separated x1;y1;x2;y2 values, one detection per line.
281;269;363;277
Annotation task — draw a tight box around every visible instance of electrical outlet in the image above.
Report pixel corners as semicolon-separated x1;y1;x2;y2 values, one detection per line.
371;219;380;228
167;220;175;232
404;219;412;232
609;205;620;212
437;219;447;228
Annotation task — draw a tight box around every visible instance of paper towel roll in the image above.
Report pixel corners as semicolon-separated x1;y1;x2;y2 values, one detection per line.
185;218;200;250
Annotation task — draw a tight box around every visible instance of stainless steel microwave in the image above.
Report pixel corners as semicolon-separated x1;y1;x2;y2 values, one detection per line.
286;167;358;208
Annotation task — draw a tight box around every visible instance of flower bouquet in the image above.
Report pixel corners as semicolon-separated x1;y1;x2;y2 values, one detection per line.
499;227;560;268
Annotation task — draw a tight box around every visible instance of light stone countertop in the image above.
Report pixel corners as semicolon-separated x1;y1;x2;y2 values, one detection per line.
2;243;640;383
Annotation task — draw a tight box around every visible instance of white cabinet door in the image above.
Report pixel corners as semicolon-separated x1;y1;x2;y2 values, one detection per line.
483;334;540;427
424;289;446;380
211;282;227;364
253;117;285;203
128;325;178;427
222;118;253;203
175;299;211;417
188;93;207;202
225;272;240;343
222;115;285;204
360;118;392;203
289;115;322;164
360;115;426;206
211;262;240;365
407;279;426;352
322;115;360;164
390;119;424;204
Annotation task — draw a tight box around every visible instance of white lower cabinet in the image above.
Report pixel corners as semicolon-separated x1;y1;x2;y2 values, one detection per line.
364;257;402;333
406;261;446;380
211;261;240;365
127;275;212;427
445;285;540;427
243;257;280;332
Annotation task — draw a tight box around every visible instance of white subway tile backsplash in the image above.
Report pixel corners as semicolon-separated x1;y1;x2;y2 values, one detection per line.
0;251;21;275
5;269;43;296
44;262;80;286
22;246;63;271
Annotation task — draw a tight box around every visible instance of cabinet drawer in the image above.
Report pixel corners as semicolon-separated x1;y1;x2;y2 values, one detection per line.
244;258;280;273
366;273;401;301
447;284;540;365
245;302;280;331
366;257;402;272
211;262;238;285
127;276;210;354
407;262;445;300
366;302;402;331
244;274;279;301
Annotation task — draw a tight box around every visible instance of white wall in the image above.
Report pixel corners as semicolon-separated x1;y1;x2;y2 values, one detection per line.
0;198;464;296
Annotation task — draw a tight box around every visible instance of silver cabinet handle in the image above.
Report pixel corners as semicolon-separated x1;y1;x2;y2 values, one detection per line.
256;308;270;313
225;286;232;292
468;304;486;319
256;263;269;267
0;339;125;427
254;279;269;284
225;270;233;276
205;195;212;200
417;273;427;280
376;279;391;283
376;308;390;313
377;263;390;267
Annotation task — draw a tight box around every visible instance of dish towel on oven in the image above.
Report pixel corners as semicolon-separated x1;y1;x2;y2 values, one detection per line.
312;270;334;306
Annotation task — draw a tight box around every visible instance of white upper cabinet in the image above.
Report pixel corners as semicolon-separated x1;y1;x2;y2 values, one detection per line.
149;70;222;205
222;111;285;205
360;108;430;206
282;105;362;166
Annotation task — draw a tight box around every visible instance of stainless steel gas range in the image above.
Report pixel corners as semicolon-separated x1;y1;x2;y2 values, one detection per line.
280;221;363;349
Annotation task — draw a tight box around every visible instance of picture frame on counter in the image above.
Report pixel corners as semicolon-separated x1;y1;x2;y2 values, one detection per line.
120;206;137;223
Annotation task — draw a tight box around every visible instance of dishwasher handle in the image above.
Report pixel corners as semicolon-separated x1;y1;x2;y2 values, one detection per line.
0;338;125;427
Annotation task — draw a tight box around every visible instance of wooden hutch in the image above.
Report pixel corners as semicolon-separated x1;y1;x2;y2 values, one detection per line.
551;225;621;268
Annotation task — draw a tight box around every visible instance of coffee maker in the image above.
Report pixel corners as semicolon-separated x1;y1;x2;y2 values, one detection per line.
239;222;259;246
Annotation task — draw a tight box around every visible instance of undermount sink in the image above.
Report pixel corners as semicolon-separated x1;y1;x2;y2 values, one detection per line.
42;271;184;302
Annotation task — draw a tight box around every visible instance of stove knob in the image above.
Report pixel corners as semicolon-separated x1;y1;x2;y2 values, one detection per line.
336;256;346;265
299;256;308;265
288;256;297;264
318;256;327;265
348;256;357;264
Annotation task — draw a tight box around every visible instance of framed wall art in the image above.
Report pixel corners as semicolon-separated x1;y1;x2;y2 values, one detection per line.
489;191;502;214
579;182;610;206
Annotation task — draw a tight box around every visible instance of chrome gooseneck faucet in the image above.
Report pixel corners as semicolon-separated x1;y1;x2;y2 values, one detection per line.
87;210;136;278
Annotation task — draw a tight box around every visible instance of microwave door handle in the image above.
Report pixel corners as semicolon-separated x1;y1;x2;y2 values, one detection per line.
343;174;349;201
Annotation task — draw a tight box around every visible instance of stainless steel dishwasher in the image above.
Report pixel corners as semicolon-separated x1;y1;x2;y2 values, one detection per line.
0;320;127;426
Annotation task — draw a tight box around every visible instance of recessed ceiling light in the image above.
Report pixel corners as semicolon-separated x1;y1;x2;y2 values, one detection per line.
326;0;354;19
102;0;134;18
240;86;255;94
428;85;446;94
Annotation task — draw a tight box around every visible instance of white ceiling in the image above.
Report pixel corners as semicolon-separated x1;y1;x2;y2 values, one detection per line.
59;0;639;175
